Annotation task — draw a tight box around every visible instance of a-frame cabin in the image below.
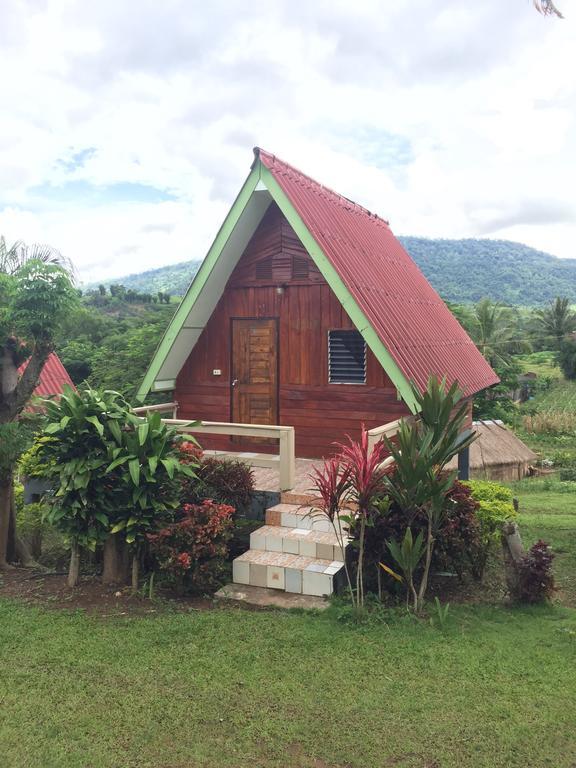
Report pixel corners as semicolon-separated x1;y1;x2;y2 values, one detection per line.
138;148;498;459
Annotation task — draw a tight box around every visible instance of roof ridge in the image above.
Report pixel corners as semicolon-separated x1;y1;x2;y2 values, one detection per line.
255;146;390;227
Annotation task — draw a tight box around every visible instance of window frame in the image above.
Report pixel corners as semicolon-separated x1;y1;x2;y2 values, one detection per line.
327;329;367;385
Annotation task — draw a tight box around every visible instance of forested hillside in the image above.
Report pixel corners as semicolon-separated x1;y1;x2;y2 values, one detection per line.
88;237;576;305
400;238;576;305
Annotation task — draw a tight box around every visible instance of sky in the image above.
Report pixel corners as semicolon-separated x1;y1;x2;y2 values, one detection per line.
0;0;574;285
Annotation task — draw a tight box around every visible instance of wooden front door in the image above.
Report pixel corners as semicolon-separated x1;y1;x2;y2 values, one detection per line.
231;319;278;427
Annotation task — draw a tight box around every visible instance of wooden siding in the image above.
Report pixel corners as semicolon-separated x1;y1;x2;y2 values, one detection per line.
176;203;411;458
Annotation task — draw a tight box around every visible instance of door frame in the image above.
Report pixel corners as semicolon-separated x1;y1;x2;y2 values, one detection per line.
228;316;280;426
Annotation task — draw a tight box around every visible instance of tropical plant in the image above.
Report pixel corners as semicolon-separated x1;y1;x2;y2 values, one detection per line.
365;481;484;595
182;454;255;514
535;297;576;352
468;299;528;368
310;457;354;600
558;336;576;380
382;377;476;613
464;480;517;578
533;0;564;18
104;408;198;588
33;387;196;587
147;500;234;593
0;236;73;276
33;388;132;585
339;429;388;608
514;540;556;603
0;255;77;567
384;527;425;609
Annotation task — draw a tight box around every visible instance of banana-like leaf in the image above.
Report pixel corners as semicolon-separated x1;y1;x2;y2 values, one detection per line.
128;458;140;486
138;422;149;446
86;415;104;436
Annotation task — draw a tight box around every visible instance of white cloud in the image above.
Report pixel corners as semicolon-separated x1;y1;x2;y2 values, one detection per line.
0;0;574;284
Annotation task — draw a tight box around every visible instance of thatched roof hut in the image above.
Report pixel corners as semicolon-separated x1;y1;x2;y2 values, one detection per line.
447;420;537;482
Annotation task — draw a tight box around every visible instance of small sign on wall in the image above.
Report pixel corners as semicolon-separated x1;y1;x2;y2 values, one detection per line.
212;369;222;376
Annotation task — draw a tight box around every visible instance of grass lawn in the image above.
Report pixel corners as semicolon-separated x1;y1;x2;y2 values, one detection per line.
512;480;576;606
1;477;575;768
0;599;575;768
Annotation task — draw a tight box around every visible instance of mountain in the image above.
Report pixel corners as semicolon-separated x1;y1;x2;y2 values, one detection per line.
84;260;202;296
87;238;576;306
399;238;576;305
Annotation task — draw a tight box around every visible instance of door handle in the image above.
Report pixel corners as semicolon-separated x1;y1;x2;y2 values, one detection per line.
232;379;238;387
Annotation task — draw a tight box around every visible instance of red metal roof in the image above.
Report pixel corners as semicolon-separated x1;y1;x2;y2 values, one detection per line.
257;148;499;398
18;352;75;399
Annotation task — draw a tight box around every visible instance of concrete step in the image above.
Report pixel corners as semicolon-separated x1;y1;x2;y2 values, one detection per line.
232;549;345;596
215;583;330;611
280;491;319;506
265;503;352;533
250;524;346;562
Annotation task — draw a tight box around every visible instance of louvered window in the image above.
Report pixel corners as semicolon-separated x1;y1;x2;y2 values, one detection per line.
255;257;272;280
328;330;366;384
292;255;309;280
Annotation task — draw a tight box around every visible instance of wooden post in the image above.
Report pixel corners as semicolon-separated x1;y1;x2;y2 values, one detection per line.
367;432;377;455
458;446;470;481
279;428;295;491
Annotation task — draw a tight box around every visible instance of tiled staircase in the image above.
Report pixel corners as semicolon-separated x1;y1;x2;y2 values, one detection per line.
231;501;350;598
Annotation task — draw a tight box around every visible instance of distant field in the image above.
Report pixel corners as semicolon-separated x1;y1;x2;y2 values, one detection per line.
517;352;576;414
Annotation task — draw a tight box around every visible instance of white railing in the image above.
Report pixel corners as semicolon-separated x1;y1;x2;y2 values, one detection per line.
133;401;179;418
366;418;403;453
153;418;296;492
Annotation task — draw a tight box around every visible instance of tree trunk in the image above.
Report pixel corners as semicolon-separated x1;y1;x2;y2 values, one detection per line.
102;534;129;585
68;539;80;587
356;514;366;608
131;553;139;592
7;478;17;563
416;517;435;614
501;522;524;598
0;472;13;568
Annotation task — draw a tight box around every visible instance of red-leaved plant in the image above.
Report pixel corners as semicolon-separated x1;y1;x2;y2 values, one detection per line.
311;427;388;607
515;540;556;604
310;457;353;597
338;427;388;607
147;500;234;594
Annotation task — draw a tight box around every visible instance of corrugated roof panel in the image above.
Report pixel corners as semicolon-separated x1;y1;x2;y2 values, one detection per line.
18;352;75;398
258;148;499;398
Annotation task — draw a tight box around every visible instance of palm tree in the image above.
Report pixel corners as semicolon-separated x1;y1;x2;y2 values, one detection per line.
0;236;74;277
535;297;576;350
533;0;565;17
468;299;528;368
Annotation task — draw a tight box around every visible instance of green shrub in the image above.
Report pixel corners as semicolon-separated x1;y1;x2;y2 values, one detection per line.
464;480;517;577
547;450;576;468
465;480;514;506
559;468;576;482
181;455;254;515
514;540;555;604
147;500;234;594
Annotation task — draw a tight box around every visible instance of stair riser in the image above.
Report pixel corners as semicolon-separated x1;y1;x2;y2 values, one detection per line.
265;510;349;533
233;559;342;596
250;531;345;562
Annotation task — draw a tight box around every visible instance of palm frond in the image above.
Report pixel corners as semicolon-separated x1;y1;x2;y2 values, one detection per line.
533;0;564;17
0;237;75;279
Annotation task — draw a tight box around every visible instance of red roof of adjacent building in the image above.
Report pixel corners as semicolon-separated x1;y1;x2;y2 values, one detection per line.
18;352;75;399
257;148;499;398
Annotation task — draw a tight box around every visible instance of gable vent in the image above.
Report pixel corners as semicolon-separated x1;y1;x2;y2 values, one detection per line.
255;257;273;280
292;255;309;280
328;330;366;384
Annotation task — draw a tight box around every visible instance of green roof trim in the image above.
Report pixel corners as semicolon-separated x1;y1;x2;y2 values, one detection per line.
259;165;418;412
135;163;261;401
137;155;417;412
